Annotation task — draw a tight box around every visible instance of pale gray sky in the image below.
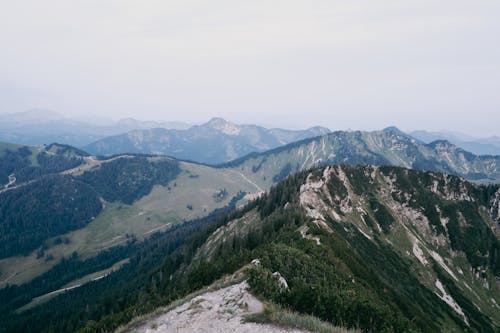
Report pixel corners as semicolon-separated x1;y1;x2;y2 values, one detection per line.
1;0;499;135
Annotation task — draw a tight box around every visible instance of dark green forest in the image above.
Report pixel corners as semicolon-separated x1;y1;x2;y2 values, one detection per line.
0;192;246;333
0;144;87;185
0;156;180;258
1;166;498;333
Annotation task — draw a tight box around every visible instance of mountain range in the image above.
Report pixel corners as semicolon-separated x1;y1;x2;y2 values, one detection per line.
0;110;190;147
411;130;500;156
4;109;500;164
83;117;331;164
1;164;498;332
223;126;500;185
1;127;500;280
0;123;500;332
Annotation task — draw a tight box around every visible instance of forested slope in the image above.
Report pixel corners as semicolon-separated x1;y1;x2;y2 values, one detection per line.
2;166;498;333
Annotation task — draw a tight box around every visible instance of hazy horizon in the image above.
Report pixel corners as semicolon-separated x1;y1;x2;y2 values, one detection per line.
1;1;499;136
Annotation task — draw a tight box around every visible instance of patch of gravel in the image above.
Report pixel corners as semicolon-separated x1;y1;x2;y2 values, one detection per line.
132;281;308;333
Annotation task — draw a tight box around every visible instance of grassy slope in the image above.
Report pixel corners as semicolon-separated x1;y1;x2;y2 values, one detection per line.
228;130;500;185
2;132;499;291
197;166;499;331
15;259;130;313
4;165;497;333
0;142;42;166
0;161;260;286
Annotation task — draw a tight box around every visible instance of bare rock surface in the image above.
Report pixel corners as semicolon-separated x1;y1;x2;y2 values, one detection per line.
131;281;308;333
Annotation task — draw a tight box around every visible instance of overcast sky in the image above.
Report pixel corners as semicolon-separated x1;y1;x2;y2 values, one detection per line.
1;0;499;135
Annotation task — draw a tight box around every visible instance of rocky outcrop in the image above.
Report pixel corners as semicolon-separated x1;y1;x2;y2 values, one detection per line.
490;188;500;225
127;281;307;333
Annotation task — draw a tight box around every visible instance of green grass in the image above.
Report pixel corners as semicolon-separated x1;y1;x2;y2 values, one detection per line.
15;259;130;313
245;302;360;333
0;142;39;165
116;265;358;333
0;253;58;288
0;142;21;156
0;161;261;286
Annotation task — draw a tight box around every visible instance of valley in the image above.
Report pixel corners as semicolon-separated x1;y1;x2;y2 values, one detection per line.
3;2;499;331
0;158;259;286
1;164;498;333
2;127;500;287
1;129;500;333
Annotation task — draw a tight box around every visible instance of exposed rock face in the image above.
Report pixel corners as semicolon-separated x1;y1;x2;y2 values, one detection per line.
122;165;498;333
490;188;500;225
129;281;308;333
293;165;499;326
84;118;330;164
136;163;497;333
230;128;500;185
272;272;289;291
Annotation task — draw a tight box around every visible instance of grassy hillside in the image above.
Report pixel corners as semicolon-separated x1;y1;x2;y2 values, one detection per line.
225;129;500;188
2;166;498;333
2;132;500;330
0;155;180;260
0;157;260;286
196;165;500;332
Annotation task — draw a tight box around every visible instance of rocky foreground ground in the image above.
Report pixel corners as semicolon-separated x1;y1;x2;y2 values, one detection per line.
130;281;308;333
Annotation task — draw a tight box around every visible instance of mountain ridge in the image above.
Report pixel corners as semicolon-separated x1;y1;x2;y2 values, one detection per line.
83;117;330;164
0;110;190;147
2;164;498;332
411;129;500;156
221;128;500;186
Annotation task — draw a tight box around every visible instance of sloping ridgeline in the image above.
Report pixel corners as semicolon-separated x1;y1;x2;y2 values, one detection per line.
2;166;498;333
0;143;88;186
0;193;246;333
221;128;500;187
196;166;499;332
0;156;180;259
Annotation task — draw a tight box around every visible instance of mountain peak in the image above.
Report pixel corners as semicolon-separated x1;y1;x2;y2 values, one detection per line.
382;126;405;135
205;117;241;136
206;117;230;126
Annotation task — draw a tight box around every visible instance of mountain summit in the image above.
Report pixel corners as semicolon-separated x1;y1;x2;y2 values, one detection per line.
84;118;331;164
205;117;242;136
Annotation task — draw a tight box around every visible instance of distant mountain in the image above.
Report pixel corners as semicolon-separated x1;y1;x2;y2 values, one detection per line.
0;142;88;187
2;127;500;287
410;130;500;156
83;117;331;164
0;109;190;147
223;127;500;186
0;141;262;286
2;126;500;326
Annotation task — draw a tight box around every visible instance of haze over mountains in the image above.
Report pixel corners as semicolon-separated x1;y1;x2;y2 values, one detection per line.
1;125;500;281
3;110;500;163
411;130;500;156
2;0;499;330
0;110;190;147
84;117;331;164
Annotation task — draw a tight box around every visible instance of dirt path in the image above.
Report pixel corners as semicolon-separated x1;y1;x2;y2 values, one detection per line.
230;170;264;192
131;281;308;333
4;173;16;189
